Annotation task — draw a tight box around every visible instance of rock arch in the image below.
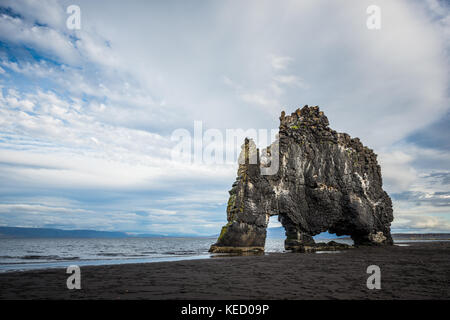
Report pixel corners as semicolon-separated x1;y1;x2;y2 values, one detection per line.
209;106;393;253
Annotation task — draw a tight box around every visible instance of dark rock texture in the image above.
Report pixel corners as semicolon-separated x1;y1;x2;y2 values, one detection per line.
210;105;394;253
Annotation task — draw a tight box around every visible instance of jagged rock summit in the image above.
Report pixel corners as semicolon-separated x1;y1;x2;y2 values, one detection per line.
210;105;394;253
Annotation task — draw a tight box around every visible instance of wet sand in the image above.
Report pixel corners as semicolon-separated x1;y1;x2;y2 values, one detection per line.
0;242;448;300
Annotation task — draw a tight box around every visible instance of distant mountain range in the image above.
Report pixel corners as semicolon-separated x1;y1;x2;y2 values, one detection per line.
0;227;189;239
1;226;449;240
390;233;450;240
267;227;450;240
267;227;348;239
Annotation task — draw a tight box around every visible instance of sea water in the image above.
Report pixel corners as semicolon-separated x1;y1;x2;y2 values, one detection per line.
0;237;439;272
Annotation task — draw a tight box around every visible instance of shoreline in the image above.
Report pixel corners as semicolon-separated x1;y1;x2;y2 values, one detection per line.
1;239;448;274
0;254;213;273
0;242;449;299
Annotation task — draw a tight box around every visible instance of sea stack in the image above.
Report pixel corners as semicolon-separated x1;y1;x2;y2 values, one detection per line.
209;105;394;253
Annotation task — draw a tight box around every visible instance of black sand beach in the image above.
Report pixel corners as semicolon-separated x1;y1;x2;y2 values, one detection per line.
0;242;448;300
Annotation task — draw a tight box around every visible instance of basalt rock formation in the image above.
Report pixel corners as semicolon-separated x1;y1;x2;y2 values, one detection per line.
209;105;394;253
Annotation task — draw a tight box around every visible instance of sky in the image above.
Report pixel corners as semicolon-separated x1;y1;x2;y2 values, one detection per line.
0;0;449;236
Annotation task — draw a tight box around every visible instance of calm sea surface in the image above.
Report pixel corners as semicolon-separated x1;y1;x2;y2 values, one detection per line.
0;237;442;272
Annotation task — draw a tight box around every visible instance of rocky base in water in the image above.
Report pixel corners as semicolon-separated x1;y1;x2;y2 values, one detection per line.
209;240;353;253
287;240;353;253
210;105;394;253
209;245;264;253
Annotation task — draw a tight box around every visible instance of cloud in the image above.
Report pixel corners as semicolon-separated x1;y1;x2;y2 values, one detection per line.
378;151;418;192
392;191;450;207
405;111;450;151
273;75;309;89
392;215;450;232
269;54;294;70
0;12;80;64
240;92;279;111
0;0;65;29
427;172;450;185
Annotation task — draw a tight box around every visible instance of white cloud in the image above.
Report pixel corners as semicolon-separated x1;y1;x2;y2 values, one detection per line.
0;13;80;64
1;0;65;29
0;203;92;215
269;54;294;70
1;60;59;78
273;75;309;89
241;92;279;110
379;151;418;193
75;33;119;69
0;87;237;195
392;206;450;232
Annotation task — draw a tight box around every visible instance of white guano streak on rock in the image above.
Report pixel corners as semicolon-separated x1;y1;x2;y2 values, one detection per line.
354;172;381;208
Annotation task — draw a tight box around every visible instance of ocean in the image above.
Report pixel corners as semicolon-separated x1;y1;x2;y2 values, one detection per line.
0;237;432;273
0;237;281;272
